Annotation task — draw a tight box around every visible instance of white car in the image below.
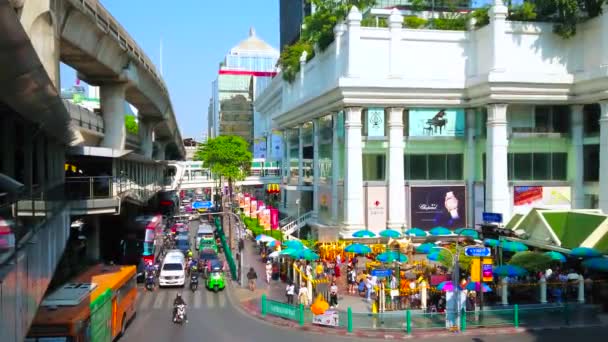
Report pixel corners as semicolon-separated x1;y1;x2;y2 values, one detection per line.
158;250;186;287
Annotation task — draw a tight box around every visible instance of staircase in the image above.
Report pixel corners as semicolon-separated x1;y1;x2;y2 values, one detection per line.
280;211;314;240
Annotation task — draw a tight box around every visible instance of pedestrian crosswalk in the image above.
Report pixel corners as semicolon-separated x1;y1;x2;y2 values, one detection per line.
136;288;228;311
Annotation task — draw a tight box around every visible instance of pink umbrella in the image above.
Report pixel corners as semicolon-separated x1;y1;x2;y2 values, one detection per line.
436;281;455;291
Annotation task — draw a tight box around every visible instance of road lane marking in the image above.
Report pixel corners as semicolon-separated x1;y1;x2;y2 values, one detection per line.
139;292;154;310
218;292;226;308
153;291;166;309
194;291;202;309
206;290;215;308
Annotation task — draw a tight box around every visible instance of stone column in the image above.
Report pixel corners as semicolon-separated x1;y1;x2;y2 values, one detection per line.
345;6;362;78
139;117;159;159
154;140;168;160
599;101;608;213
388;9;404;78
571;105;585;209
331;113;340;223
466;109;477;226
343;107;365;233
387;107;406;229
298;125;304;186
489;0;508;72
486;104;510;219
312;119;321;218
100;83;128;150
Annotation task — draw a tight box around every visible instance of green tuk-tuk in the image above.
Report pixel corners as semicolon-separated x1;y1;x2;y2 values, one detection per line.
198;238;218;253
206;265;226;292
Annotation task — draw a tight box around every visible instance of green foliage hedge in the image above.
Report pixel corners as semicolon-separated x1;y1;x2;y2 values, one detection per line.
125;115;138;135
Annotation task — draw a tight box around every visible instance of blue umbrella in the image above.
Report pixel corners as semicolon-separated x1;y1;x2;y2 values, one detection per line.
427;252;443;262
570;247;602;258
405;228;428;237
283;240;304;250
344;243;372;254
429;227;452;236
500;241;528;252
544;251;566;263
454;228;479;239
493;265;528;277
279;248;300;257
416;242;438;254
582;257;608;272
297;249;320;261
379;229;402;238
352;230;376;238
255;234;275;242
376;251;408;263
484;239;500;247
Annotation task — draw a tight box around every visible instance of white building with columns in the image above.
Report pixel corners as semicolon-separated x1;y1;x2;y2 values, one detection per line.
254;2;608;238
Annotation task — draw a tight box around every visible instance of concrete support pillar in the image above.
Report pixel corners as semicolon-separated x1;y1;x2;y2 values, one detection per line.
388;9;404;78
0;116;15;177
489;0;508;72
343;107;365;233
284;130;290;183
501;277;509;305
346;6;362;77
599;102;608;213
153;140;168;160
312;119;321;218
486;104;510;220
100;83;128;150
465;109;477;226
571;105;585;209
331;113;340;223
87;216;101;261
578;274;585;303
387;107;405;230
298;126;304;186
139;117;159;159
539;276;547;303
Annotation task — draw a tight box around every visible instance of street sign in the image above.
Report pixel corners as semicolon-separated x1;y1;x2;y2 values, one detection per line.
192;201;213;210
370;269;392;278
465;246;491;257
482;212;503;223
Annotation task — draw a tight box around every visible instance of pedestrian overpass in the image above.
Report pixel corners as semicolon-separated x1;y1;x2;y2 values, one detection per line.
164;160;282;191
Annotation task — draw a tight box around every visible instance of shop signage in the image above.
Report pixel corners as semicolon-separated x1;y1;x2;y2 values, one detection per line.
192;201;213;210
513;186;571;215
482;212;503;223
409;186;466;230
371;269;392;278
408;108;465;137
465;246;491;257
312;310;339;327
367;107;385;137
366;187;387;231
271;129;283;160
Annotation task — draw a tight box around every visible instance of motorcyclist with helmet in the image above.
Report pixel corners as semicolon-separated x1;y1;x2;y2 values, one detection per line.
173;293;188;323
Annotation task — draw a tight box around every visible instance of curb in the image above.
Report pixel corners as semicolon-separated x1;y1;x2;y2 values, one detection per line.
226;282;608;340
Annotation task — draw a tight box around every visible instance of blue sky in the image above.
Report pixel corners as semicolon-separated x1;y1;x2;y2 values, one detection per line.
60;0;279;140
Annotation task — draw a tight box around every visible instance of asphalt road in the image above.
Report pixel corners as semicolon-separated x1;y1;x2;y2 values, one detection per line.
121;218;608;342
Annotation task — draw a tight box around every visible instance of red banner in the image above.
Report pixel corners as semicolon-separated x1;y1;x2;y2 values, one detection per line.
270;208;279;230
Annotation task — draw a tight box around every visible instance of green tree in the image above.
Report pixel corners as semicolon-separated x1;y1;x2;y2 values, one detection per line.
194;135;252;206
508;251;553;273
434;245;473;271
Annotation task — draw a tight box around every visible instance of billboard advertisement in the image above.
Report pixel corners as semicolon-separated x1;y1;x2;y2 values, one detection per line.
244;196;251;217
271;129;283;160
513;186;571;214
408;108;465;137
253;138;267;159
410;186;467;229
367;107;385;137
270;208;279;230
365;186;387;232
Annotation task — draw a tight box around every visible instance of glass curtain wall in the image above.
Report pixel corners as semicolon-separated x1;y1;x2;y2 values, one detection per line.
318;115;333;185
302;122;313;182
288;129;299;185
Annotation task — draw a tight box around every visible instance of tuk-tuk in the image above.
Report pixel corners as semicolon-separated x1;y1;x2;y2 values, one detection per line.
206;264;226;292
198;238;218;253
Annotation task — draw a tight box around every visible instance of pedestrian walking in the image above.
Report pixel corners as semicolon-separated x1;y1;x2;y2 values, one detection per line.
286;282;295;304
265;261;272;283
298;282;309;306
329;281;339;308
247;267;257;291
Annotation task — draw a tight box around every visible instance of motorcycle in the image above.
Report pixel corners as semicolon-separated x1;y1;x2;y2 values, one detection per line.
190;273;199;292
145;273;155;291
173;304;186;324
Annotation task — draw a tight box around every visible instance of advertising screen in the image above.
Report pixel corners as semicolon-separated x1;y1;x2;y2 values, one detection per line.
513;186;571;214
410;186;467;229
408;108;465;137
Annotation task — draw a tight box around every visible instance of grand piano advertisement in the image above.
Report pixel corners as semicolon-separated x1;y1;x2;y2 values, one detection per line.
410;186;467;230
409;108;465;137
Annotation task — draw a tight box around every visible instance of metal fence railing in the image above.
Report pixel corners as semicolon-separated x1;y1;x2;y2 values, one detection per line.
257;295;602;334
65;176;161;201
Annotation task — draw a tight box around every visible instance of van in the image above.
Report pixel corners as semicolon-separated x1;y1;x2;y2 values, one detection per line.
195;225;215;250
159;250;185;287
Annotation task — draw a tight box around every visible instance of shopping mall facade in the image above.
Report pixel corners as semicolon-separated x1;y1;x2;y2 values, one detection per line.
254;3;608;237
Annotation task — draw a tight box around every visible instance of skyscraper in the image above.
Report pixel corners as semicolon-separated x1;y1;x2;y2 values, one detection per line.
279;0;312;49
208;28;279;148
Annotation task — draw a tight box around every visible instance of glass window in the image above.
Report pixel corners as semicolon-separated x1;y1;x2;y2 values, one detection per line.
363;154;386;181
583;104;600;135
533;153;550;180
428;155;446;180
552;153;567;180
408;155;427;180
584;144;599;181
513;153;533;180
446;154;463;180
552;106;569;133
534;106;551;133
